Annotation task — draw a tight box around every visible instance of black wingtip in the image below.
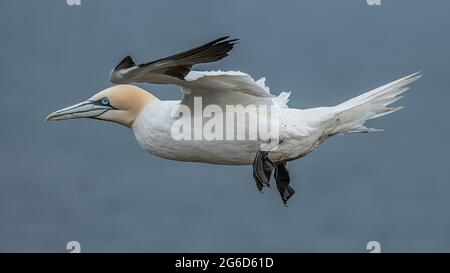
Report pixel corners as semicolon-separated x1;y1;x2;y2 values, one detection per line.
114;55;136;71
212;36;239;46
227;38;240;44
213;36;231;43
215;36;230;41
111;36;240;82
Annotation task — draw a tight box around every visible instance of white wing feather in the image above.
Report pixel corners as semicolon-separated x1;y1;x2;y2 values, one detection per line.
180;70;290;108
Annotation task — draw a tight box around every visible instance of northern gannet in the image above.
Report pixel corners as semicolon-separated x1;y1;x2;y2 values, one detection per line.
46;36;421;205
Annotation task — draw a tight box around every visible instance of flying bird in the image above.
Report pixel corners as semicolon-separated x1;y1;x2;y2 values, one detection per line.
46;36;421;205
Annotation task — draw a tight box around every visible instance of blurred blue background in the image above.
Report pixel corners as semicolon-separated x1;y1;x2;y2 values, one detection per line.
0;0;449;252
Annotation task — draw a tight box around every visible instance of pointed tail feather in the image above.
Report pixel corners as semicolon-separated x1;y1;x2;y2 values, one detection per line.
329;72;422;135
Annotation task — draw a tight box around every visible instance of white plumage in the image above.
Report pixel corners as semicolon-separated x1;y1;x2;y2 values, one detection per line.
131;70;422;165
46;36;422;204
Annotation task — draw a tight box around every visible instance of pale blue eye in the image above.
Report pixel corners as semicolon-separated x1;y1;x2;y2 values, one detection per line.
100;97;109;105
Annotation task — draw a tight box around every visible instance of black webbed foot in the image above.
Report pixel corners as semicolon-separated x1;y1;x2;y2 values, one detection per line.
252;150;275;191
274;162;295;206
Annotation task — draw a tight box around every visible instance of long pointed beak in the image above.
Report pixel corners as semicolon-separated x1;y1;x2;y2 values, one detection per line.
46;100;111;121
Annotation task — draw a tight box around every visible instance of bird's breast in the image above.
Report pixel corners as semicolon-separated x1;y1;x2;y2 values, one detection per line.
131;102;260;165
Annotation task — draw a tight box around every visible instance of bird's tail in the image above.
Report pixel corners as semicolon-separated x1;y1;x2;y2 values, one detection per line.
327;72;422;136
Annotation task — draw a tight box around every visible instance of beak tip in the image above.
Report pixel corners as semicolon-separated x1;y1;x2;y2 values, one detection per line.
45;113;55;121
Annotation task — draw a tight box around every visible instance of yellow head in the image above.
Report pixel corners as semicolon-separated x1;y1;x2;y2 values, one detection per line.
46;85;158;128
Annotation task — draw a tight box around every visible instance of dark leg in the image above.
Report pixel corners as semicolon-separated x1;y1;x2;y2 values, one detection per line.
274;162;295;206
252;150;275;191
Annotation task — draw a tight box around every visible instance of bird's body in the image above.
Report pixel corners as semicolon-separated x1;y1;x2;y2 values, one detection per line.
132;68;421;166
132;99;322;165
47;36;422;204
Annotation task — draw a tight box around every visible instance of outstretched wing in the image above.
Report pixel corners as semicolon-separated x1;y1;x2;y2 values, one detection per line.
109;36;238;85
110;36;289;108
